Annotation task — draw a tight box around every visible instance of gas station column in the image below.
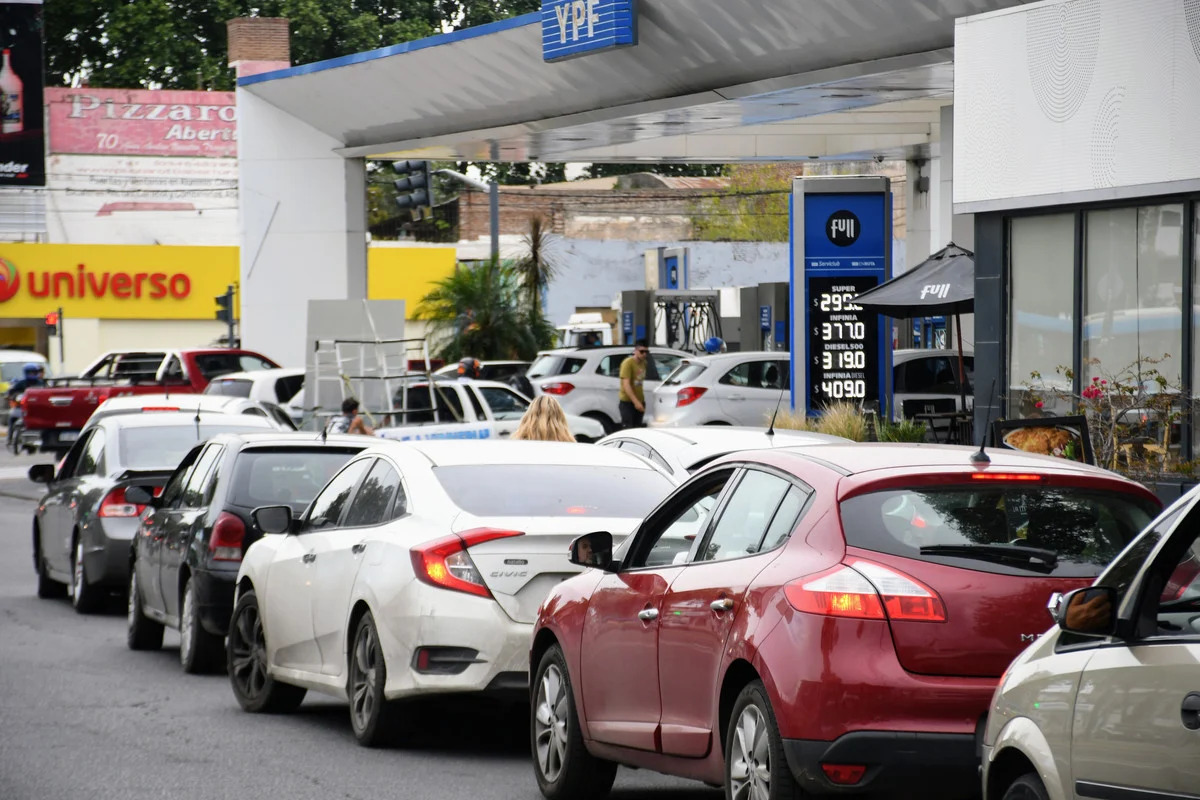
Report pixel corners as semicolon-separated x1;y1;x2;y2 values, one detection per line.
235;89;367;367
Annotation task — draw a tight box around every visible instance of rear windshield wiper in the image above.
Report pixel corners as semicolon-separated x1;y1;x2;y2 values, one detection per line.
919;543;1059;572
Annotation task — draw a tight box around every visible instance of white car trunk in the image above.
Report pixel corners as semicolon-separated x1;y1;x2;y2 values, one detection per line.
454;515;639;624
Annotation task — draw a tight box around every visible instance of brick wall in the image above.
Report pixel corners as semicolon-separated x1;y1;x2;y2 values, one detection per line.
227;17;291;64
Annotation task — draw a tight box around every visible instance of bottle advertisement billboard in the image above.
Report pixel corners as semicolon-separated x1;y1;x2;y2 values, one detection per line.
0;0;44;187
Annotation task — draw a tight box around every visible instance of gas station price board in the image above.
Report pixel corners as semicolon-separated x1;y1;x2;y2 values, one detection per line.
807;274;880;404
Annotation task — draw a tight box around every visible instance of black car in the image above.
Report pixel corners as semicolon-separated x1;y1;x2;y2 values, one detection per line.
126;433;366;673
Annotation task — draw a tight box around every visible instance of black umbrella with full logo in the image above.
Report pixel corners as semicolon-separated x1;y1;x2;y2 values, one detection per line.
852;242;975;412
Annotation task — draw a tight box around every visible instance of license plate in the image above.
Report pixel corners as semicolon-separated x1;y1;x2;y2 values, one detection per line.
59;431;78;443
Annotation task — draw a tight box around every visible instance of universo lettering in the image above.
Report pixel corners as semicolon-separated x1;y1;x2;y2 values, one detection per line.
23;265;191;300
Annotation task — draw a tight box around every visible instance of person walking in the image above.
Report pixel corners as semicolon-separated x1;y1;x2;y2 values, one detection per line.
511;395;574;443
326;397;374;436
618;340;649;429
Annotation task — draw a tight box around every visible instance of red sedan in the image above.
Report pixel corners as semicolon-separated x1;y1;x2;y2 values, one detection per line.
529;444;1160;800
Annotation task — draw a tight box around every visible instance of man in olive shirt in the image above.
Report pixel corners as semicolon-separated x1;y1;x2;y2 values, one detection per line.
618;340;649;429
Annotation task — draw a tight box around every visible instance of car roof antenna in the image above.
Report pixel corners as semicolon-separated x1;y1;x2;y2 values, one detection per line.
194;405;202;441
970;379;996;465
766;387;787;438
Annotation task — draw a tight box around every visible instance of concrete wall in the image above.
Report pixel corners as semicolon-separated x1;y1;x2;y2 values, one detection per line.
237;88;367;368
544;237;907;330
955;0;1200;212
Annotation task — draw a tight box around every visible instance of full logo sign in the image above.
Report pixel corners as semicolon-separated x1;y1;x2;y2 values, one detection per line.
826;210;861;247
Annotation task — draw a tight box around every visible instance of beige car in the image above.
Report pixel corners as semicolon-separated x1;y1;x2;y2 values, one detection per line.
981;491;1200;800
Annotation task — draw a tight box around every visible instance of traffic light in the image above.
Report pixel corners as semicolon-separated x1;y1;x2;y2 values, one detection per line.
44;310;59;336
393;160;432;216
215;286;234;324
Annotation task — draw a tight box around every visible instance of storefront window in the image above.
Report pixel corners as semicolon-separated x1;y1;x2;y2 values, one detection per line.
1009;214;1075;417
1083;205;1183;387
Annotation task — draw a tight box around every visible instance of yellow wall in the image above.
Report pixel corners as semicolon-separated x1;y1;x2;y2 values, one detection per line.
0;243;457;322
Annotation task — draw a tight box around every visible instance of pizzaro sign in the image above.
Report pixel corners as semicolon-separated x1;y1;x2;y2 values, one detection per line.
46;88;238;158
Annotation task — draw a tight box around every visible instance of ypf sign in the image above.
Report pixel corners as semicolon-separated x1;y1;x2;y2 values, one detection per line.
542;0;637;62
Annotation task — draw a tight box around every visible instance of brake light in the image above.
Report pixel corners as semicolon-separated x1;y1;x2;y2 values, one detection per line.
410;527;524;598
98;487;145;518
676;387;708;407
140;406;180;412
969;473;1045;482
822;764;866;785
541;382;574;396
784;559;946;622
210;512;246;561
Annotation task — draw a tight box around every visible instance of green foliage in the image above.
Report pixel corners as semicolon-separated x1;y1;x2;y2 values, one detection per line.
771;403;869;441
582;163;726;179
877;418;928;443
512;216;558;317
691;164;792;242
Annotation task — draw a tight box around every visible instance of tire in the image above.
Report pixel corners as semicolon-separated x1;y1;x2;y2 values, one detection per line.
583;412;616;435
70;536;102;614
127;565;164;651
34;531;66;599
348;611;403;747
725;681;801;800
531;645;617;800
227;589;306;713
180;576;223;674
1002;773;1050;800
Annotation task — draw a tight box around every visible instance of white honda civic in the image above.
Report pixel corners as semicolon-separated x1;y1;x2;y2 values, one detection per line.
227;439;675;746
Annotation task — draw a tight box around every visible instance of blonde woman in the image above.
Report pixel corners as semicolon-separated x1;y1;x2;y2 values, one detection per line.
511;395;576;443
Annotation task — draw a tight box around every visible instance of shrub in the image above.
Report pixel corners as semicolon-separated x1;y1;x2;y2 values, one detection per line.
877;418;928;443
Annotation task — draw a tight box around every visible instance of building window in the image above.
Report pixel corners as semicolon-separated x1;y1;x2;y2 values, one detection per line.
1009;214;1075;417
1083;205;1184;387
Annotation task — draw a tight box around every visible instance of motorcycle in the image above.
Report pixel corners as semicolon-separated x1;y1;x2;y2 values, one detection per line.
7;394;39;455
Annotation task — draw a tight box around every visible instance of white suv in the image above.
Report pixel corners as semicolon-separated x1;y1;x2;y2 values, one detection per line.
526;346;687;433
649;351;790;428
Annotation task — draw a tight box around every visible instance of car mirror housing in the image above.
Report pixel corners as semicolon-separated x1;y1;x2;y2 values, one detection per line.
253;505;294;535
569;531;617;572
28;464;54;484
1055;586;1117;637
124;485;155;506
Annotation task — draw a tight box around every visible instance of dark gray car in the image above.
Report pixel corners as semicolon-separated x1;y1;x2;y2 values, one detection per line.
29;412;277;613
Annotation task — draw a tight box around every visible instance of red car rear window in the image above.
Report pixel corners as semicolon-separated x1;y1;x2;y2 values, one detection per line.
839;485;1159;578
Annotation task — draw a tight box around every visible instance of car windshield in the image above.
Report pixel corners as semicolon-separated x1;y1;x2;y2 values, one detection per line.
116;422;268;471
230;448;361;511
663;363;707;386
840;485;1158;578
205;379;253;398
527;355;585;379
192;354;276;380
434;464;672;518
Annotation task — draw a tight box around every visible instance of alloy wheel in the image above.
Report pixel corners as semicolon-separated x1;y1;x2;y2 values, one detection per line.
350;621;380;732
229;603;267;699
180;584;195;666
730;704;771;800
534;664;569;782
127;570;138;625
72;540;85;601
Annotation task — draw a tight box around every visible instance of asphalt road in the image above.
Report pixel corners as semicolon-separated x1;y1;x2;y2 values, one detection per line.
0;447;721;800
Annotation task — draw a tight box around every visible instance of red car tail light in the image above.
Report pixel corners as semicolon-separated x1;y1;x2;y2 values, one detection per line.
676;387;708;407
98;487;146;518
969;473;1045;482
541;382;575;396
822;764;866;785
210;512;246;561
785;559;946;622
410;527;524;599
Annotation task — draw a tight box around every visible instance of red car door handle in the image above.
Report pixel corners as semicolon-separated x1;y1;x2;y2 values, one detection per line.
637;608;659;621
1182;693;1200;730
710;598;734;612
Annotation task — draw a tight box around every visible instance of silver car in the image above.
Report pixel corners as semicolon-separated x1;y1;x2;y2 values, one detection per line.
29;412;276;613
981;490;1200;800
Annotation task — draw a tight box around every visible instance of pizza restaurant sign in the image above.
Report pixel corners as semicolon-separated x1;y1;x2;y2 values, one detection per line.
46;88;238;158
0;244;237;320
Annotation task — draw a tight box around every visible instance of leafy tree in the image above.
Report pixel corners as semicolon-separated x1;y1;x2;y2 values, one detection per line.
512;216;558;317
583;163;725;179
691;163;795;242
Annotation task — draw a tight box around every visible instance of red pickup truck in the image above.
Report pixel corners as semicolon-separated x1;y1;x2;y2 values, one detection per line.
23;349;279;452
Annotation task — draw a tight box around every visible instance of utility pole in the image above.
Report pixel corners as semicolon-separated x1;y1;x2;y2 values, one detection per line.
434;168;499;263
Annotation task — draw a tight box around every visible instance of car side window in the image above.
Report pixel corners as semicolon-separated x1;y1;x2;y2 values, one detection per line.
761;485;809;551
719;360;789;391
75;429;107;477
596;355;623;378
1105;505;1185;615
480;386;529;420
651;354;681;380
1144;528;1200;640
275;374;304;403
696;469;794;562
305;459;372;531
626;470;734;569
181;445;223;508
159;445;202;509
465;386;487;420
342;460;401;528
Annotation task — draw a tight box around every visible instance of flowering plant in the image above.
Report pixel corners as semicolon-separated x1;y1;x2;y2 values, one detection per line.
1023;354;1193;478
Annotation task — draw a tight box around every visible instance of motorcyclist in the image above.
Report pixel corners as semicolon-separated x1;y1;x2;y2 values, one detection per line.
7;363;45;443
456;357;483;381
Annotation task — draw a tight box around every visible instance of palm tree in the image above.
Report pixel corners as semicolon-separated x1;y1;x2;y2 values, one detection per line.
513;216;559;317
417;259;544;361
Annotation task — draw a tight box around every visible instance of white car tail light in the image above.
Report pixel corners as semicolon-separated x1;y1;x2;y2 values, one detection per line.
784;559;946;622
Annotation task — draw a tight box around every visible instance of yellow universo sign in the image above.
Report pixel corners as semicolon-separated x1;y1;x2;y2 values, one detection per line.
0;244;456;320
